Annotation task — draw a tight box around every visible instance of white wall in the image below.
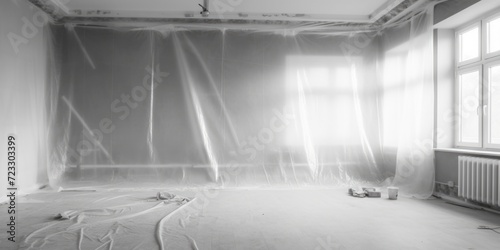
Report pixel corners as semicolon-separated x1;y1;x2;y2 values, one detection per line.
0;0;50;201
434;29;455;148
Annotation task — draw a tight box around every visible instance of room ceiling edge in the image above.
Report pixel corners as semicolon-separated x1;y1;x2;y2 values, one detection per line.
27;0;434;29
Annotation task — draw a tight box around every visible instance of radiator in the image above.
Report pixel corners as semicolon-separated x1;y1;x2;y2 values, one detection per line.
458;156;500;206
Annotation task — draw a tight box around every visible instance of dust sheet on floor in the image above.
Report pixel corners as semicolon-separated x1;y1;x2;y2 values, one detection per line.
19;190;196;250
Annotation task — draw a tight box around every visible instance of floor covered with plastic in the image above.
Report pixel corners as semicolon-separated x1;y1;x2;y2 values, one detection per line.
3;188;500;250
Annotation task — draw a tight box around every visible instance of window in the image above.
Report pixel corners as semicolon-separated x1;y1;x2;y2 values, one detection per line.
455;13;500;149
484;61;500;147
456;67;481;146
485;13;500;57
458;24;480;65
286;56;360;146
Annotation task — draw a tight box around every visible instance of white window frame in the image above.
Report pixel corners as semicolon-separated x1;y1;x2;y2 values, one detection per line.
483;12;500;59
455;11;500;150
483;60;500;149
456;22;481;67
455;65;483;148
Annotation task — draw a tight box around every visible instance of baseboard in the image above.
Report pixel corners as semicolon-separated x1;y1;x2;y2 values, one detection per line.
433;192;500;215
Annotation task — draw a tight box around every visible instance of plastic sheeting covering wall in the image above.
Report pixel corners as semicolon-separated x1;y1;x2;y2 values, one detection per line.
46;8;435;197
1;0;50;199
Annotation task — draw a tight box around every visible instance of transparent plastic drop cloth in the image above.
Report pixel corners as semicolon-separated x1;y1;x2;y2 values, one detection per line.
45;6;435;197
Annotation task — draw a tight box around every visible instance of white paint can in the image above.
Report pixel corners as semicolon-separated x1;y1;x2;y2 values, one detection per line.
388;187;399;200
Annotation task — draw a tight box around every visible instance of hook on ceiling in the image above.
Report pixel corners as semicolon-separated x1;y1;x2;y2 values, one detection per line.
198;0;210;17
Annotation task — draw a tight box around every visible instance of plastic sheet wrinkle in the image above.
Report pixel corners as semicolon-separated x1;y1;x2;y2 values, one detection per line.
156;197;197;250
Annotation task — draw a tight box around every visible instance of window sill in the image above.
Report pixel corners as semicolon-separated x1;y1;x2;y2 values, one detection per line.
434;148;500;157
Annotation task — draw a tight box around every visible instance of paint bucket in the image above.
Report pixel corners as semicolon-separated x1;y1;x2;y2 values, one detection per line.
388;187;399;200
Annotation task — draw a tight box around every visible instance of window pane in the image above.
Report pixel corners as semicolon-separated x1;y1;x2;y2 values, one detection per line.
459;27;479;62
487;17;500;54
458;70;480;143
487;65;500;144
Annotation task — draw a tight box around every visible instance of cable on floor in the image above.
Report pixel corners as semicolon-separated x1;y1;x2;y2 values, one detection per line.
478;225;500;234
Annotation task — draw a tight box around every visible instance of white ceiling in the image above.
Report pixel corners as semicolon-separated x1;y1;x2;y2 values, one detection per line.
44;0;409;22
